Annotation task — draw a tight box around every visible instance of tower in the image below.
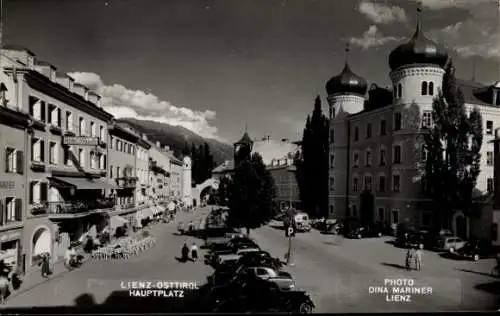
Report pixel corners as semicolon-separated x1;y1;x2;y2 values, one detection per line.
326;43;368;219
182;155;192;206
388;6;448;111
234;131;253;166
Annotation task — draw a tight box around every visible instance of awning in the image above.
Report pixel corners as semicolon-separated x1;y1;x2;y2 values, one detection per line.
110;215;129;231
50;177;117;190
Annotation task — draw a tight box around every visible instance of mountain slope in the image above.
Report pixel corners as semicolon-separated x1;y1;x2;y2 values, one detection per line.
118;118;233;164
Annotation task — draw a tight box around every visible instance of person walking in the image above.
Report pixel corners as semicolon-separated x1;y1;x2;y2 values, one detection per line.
415;247;423;270
41;254;52;278
181;242;189;263
190;242;198;261
405;247;413;271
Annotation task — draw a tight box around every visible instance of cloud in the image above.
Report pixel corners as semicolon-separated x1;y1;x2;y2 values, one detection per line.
252;139;299;165
68;72;224;142
358;0;407;24
422;0;500;59
349;25;405;49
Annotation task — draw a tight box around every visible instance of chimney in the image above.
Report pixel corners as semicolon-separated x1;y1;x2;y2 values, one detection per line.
156;141;161;148
494;128;500;209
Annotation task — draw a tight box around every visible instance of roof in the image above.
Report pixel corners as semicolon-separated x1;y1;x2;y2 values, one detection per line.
212;160;235;173
34;60;57;69
56;71;74;80
235;132;253;145
2;45;35;56
73;82;88;89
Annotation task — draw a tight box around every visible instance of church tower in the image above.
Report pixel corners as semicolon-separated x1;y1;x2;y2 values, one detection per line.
234;131;253;166
326;44;368;219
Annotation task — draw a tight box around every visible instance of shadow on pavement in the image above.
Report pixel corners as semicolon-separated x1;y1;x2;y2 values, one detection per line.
439;253;463;260
269;225;285;231
457;268;497;278
381;262;408;270
475;281;500;296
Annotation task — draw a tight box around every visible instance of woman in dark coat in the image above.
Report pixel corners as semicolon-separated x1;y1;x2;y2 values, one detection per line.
41;254;51;278
181;243;189;262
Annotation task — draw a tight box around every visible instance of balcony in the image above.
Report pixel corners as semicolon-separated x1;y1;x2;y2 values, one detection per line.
48;198;116;220
64;130;76;137
49;123;63;135
116;177;138;188
30;202;48;215
30;160;46;172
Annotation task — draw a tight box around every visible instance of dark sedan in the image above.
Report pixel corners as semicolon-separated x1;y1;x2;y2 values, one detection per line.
346;224;383;239
454;240;499;261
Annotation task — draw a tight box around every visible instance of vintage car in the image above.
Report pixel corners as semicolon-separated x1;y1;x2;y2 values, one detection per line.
241;266;295;291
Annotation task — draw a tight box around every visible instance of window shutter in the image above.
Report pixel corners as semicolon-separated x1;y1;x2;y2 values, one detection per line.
16;151;24;175
103;155;107;169
41;183;48;202
0;200;3;226
5;148;10;172
29;182;34;204
31;139;35;161
57;108;62;127
15;198;22;221
40;141;45;162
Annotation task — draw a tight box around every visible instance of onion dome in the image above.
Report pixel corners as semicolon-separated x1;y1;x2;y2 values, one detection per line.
388;7;448;71
326;44;368;96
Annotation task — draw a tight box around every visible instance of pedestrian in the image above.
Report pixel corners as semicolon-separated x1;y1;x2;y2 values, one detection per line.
41;254;52;278
405;247;413;271
181;242;189;263
415;247;422;270
190;242;198;261
0;273;9;304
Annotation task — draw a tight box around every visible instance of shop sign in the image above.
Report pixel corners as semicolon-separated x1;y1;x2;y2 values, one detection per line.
0;181;15;189
63;136;99;146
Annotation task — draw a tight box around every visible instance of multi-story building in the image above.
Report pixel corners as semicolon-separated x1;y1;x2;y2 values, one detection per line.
1;45;115;271
108;122;139;209
327;8;500;238
181;156;192;206
135;134;151;206
268;158;300;210
148;142;170;202
167;151;183;199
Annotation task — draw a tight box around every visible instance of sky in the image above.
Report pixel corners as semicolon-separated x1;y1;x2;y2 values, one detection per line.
4;0;500;144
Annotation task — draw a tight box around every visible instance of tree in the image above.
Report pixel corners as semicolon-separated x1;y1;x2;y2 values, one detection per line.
295;96;329;218
226;152;277;235
203;142;214;180
182;141;191;157
217;176;231;206
422;60;483;230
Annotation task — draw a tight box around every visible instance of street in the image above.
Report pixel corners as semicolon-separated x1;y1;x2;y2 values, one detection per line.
2;208;499;313
251;220;500;312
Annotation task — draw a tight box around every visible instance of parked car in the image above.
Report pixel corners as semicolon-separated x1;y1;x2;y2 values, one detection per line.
239;266;295;290
238;251;283;270
294;213;311;232
346;224;383;239
454;240;499;261
434;236;466;253
217;247;261;265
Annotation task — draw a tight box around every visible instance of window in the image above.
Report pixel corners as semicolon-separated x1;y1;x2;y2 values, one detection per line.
378;208;385;221
5;148;23;174
100;155;107;170
79;148;85;166
497;91;500;106
66;111;73;131
379;148;387;166
5;197;21;222
330;129;334;143
365;150;372;167
422;111;432;128
378;175;386;192
90;121;96;137
393;145;401;164
364;175;372;191
354;127;359;141
487;120;493;135
49;142;58;165
29;181;47;204
31;138;45;162
48;104;60;127
353;153;359;167
117;166;121;178
488;178;494;193
64;146;73;166
397;83;402;98
329;177;334;191
28;96;45;121
109;136;114;149
487;152;494;166
421;145;427;161
392;209;399;224
394;112;402;131
99;126;105;141
421;81;428;95
392;175;401;192
330;155;335;168
90;152;98;169
110;165;114;178
79;117;85;136
366;123;372;138
380;120;386;136
428;82;434;96
353;177;359;192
